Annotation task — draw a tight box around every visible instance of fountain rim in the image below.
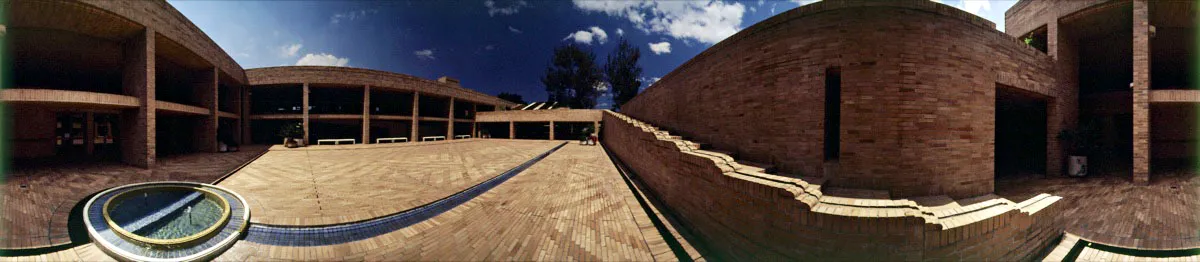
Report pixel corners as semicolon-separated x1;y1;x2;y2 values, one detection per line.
84;181;252;262
102;185;232;246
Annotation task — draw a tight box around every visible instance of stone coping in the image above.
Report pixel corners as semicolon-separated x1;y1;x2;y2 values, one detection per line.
84;182;250;261
604;110;1062;230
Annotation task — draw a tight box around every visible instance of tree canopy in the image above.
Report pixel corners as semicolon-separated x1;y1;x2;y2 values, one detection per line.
496;92;526;105
604;39;642;110
541;43;603;109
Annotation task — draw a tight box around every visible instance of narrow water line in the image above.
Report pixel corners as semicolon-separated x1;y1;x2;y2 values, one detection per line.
243;142;567;246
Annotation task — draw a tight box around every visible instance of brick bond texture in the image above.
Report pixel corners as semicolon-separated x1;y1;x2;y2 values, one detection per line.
603;111;1064;260
246;66;514;107
619;0;1063;198
475;109;603;122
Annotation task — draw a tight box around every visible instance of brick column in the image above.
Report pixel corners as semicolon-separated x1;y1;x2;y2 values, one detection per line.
1132;0;1152;184
303;83;310;144
509;121;514;140
120;28;155;167
362;85;370;143
242;88;251;144
549;121;555;140
448;97;455;139
85;112;95;155
472;104;478;137
197;67;218;152
594;121;600;139
411;92;420;141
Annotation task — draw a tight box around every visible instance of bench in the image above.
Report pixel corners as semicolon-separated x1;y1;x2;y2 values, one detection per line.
454;135;472;139
421;136;446;142
316;138;356;145
375;137;409;143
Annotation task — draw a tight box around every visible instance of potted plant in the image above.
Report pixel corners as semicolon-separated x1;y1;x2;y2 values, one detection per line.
1058;121;1101;177
278;123;304;148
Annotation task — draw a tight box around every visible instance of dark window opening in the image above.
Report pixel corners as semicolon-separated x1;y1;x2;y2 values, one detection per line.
514;122;550;140
418;95;450;118
477;122;511;139
370;91;414;116
368;120;412;142
250;85;303;114
824;67;841;161
309;87;363;115
995;85;1049;179
1022;26;1049;53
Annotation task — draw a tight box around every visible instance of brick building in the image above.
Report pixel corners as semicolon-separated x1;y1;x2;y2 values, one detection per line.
604;0;1194;260
4;0;514;168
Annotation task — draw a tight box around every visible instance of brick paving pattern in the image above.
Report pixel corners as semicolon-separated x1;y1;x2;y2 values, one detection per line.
996;167;1200;250
218;140;563;226
215;143;668;261
0;146;268;249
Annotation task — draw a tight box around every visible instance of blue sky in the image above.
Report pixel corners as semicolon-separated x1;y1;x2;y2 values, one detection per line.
171;0;1015;109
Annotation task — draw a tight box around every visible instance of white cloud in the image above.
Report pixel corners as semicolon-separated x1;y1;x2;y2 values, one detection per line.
638;76;661;91
295;53;349;67
508;26;523;34
563;26;609;45
414;49;436;60
648;42;671;54
572;0;745;45
485;0;528;16
757;0;765;6
331;9;377;24
790;0;821;6
959;0;992;15
280;43;302;58
616;28;625;36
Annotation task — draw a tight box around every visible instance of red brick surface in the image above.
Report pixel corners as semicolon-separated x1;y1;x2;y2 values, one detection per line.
602;112;1064;260
619;0;1063;198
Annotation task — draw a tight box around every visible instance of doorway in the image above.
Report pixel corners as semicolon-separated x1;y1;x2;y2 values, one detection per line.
995;85;1049;179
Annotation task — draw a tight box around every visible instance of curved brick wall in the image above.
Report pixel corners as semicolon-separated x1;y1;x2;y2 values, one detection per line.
246;66;512;107
620;0;1062;198
603;111;1063;260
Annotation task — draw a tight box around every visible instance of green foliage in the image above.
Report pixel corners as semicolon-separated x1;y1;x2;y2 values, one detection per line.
542;43;603;109
604;39;643;110
496;92;526;105
277;123;303;139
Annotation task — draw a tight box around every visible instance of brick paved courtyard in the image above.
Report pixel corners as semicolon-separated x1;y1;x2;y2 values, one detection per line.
218;140;565;226
8;141;679;261
0;146;269;249
996;165;1200;250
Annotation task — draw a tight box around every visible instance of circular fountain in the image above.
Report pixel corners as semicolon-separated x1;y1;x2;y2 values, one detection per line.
84;182;250;261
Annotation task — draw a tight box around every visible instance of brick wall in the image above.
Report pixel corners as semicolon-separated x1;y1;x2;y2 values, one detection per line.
603;111;1064;260
620;0;1062;198
246;66;513;108
476;109;602;122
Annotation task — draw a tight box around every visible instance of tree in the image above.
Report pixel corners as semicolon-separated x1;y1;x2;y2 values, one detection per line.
604;39;642;110
496;92;526;105
541;43;603;109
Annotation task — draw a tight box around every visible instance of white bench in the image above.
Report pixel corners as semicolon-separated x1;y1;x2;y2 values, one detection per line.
316;138;356;145
375;137;409;143
421;136;446;142
454;135;472;139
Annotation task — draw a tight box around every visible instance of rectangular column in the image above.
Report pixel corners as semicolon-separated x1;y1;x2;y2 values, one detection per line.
242;88;251;144
1132;0;1152;184
549;121;555;140
472;104;478;137
411;92;420;141
120;28;155;167
594;121;600;139
362;85;370;143
85;112;95;155
198;67;218;152
447;97;455;139
509;121;514;140
303;83;310;144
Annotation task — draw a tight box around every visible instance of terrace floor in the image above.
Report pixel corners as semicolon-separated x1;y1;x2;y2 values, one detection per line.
217;142;671;260
0;146;269;249
995;165;1200;250
5;140;684;261
218;139;564;226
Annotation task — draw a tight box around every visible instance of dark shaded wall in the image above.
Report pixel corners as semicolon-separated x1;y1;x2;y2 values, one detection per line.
619;0;1061;198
